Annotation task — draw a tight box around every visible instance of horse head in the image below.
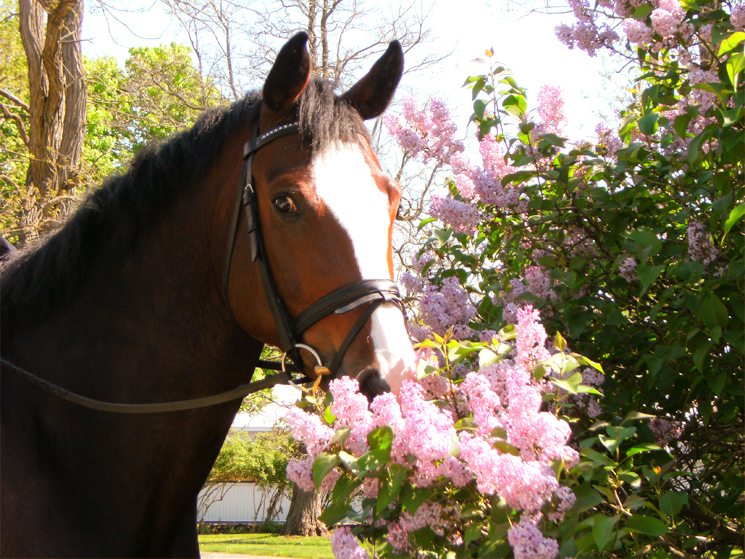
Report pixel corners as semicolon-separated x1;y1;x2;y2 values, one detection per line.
225;33;414;399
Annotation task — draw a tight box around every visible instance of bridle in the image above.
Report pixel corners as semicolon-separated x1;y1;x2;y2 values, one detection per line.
1;114;407;413
223;117;406;385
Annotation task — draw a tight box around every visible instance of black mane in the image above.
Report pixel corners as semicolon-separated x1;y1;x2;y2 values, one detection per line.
1;79;369;331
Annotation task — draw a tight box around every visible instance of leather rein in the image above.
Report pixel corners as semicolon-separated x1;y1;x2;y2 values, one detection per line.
1;117;406;413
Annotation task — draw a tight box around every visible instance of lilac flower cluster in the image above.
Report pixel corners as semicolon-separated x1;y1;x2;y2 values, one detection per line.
287;307;581;558
732;4;745;30
618;257;638;283
508;518;561;559
384;96;464;165
329;526;369;559
687;221;719;266
419;276;477;339
429;195;481;235
649;417;684;445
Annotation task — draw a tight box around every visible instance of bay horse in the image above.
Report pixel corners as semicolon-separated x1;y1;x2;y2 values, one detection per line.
0;33;413;557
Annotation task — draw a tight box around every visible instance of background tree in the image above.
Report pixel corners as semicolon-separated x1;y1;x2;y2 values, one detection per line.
15;0;86;243
199;427;296;532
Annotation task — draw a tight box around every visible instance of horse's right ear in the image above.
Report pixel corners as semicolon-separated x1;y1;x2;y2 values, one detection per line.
263;32;312;113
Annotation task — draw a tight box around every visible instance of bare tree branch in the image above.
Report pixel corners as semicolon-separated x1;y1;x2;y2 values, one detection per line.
0;88;30;113
0;101;30;147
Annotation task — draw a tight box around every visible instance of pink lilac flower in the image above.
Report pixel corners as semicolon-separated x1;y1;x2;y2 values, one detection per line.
429;195;481;235
596;122;624;157
650;0;685;38
419;276;477;337
556;20;619;56
330;526;369;559
460;372;502;436
732;4;745;30
286;456;316;491
649;417;684;445
400;501;446;535
458;434;560;510
618;257;638;282
536;86;567;136
623;18;654;44
284;407;333;457
508;518;560;559
329;377;373;456
687;221;719;265
397;381;456;465
386;521;410;552
515;306;552;372
385;96;464;164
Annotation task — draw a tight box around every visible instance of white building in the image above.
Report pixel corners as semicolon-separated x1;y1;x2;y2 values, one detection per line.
198;385;298;524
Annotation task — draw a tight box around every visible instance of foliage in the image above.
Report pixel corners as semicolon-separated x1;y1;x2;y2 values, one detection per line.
207;428;296;489
380;0;744;555
1;38;225;246
0;0;29;235
84;43;225;184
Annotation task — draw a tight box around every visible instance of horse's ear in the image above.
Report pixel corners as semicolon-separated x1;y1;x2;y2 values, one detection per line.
342;41;404;120
263;32;312;113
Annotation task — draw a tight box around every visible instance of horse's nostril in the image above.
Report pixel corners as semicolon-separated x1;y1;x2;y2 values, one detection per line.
357;367;391;402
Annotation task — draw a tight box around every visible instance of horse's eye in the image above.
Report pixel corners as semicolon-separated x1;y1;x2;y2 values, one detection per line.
273;195;298;214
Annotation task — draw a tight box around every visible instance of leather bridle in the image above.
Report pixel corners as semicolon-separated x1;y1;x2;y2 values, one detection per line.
223;117;406;387
1;115;407;413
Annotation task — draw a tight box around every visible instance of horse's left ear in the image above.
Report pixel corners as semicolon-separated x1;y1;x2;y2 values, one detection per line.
342;41;404;120
264;32;312;113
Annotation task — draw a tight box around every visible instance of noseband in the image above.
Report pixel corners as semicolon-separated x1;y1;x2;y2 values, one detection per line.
224;116;406;386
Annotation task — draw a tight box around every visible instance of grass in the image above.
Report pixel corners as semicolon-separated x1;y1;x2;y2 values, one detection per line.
198;533;333;558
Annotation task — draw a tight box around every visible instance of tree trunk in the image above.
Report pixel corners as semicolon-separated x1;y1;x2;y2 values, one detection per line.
280;484;328;536
18;0;86;242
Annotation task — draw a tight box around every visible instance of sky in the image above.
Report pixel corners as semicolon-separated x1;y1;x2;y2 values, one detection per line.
81;0;618;140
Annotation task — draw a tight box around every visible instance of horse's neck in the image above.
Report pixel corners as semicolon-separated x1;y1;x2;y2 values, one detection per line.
2;171;263;555
10;180;256;403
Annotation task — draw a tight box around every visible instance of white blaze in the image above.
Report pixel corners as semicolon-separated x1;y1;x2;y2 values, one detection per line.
312;142;415;393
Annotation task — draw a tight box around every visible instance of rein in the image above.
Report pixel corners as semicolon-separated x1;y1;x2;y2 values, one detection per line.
2;115;406;413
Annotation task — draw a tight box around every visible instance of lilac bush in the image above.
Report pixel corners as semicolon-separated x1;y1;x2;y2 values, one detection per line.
378;0;743;554
286;307;603;558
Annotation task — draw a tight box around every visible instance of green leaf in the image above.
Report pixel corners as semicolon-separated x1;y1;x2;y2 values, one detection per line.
329;427;352;447
367;425;395;452
638;113;659;136
479;348;499;368
376;464;408;514
637;263;666;297
581;448;618;467
718;31;745;56
701;293;729;329
318;499;351;526
726;52;745;89
673;112;693;138
626;514;670;536
592;514;619;552
493;440;521;456
331;474;362;503
313;452;340;488
622;411;656;424
627;443;663;456
417;217;437;231
400;484;433;514
554;331;568;351
723;203;745;240
323;406;336;426
660;490;687;518
463;522;483;548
